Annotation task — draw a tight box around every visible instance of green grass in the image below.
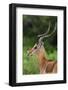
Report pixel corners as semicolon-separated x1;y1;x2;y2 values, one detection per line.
23;47;39;74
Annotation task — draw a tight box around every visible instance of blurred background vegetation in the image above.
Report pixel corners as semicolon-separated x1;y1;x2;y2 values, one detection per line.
23;15;57;75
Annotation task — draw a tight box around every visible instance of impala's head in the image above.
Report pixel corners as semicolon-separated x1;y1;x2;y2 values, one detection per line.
27;22;57;56
27;42;44;56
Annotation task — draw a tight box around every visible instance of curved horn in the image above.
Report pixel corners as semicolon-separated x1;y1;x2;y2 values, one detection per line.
39;23;57;43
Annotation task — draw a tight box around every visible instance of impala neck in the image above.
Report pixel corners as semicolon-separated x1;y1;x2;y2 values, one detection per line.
36;46;48;73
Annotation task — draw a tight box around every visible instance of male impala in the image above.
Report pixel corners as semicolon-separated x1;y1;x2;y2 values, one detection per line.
27;22;57;74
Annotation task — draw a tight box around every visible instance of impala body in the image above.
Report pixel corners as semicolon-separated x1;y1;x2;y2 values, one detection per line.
27;22;57;74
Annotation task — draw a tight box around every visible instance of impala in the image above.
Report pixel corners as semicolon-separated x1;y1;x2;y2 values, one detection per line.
27;22;57;74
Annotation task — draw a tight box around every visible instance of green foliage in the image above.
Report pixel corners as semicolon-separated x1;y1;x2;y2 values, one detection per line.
23;49;39;74
23;15;57;74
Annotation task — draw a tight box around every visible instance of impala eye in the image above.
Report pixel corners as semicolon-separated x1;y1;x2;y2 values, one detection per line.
34;46;37;49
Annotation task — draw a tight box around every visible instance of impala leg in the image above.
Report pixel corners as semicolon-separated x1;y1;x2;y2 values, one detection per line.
52;63;57;73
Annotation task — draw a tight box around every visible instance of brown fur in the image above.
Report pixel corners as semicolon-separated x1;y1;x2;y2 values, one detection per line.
46;60;57;73
37;55;57;74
